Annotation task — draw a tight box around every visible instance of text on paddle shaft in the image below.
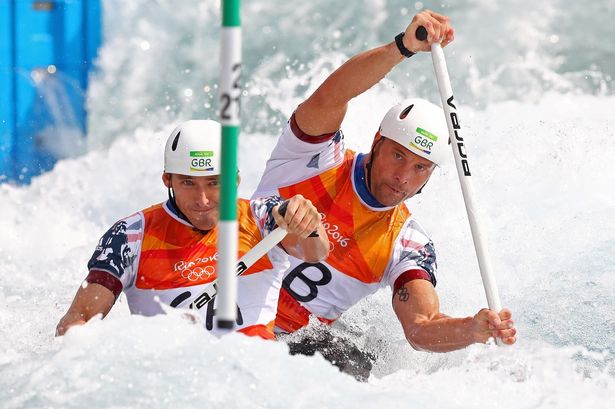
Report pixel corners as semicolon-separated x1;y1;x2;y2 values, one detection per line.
446;95;471;177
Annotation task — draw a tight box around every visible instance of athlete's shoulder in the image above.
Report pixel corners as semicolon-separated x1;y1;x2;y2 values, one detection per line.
140;201;183;231
141;202;165;217
407;213;430;234
88;211;144;280
287;112;340;145
110;210;145;234
382;213;438;288
388;208;434;252
260;114;347;180
396;215;436;267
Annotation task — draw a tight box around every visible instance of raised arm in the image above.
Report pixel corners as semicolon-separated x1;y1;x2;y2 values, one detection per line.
56;281;116;336
295;10;454;136
272;195;329;263
392;280;516;352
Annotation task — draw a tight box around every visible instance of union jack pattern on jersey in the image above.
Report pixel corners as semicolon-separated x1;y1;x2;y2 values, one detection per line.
86;197;289;339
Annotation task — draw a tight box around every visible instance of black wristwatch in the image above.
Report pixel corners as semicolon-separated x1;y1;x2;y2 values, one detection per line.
394;32;415;58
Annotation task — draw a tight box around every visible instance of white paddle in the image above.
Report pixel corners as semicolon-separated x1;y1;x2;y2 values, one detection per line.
416;27;503;331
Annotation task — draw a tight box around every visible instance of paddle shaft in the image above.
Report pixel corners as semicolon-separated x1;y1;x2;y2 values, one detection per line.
417;27;503;315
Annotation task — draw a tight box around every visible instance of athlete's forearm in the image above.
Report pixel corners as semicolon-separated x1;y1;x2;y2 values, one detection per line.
393;281;482;352
294;224;329;262
296;41;406;135
55;283;115;336
56;312;87;336
311;42;404;108
403;314;479;353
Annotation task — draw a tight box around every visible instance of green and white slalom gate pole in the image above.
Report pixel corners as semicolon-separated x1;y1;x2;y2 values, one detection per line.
416;28;503;338
217;0;241;330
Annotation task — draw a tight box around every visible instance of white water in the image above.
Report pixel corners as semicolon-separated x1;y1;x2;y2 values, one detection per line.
2;0;614;407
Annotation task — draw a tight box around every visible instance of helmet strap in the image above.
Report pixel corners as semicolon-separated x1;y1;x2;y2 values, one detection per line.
366;157;374;192
167;185;189;222
166;176;210;235
365;133;384;193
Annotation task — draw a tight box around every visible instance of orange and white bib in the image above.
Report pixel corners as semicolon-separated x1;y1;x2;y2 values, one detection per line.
87;198;288;339
254;115;437;333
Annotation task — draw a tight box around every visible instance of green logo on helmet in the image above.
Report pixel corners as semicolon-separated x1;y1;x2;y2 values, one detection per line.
190;151;214;157
190;151;214;171
410;127;438;155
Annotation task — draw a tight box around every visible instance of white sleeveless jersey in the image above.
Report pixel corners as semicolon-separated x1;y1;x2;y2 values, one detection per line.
86;197;288;339
254;115;438;333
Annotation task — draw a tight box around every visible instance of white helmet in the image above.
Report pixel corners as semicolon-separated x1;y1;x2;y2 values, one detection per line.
378;98;449;167
164;120;221;176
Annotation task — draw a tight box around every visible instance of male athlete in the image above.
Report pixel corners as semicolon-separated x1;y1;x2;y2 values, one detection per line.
254;10;516;370
57;120;329;339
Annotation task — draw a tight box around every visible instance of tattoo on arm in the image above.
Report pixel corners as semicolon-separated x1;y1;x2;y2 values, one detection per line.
396;286;409;302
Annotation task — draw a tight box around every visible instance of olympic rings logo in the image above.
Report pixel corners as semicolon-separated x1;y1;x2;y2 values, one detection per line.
179;265;216;282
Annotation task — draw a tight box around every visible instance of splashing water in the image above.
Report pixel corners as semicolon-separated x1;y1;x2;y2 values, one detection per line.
2;0;614;407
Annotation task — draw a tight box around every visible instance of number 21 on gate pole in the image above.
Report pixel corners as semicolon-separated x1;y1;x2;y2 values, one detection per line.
217;0;241;329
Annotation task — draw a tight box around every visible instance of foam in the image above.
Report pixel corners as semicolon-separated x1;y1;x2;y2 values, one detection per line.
2;0;614;406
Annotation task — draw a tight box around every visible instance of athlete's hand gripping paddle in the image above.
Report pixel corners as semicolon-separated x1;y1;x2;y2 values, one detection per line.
416;27;504;343
171;201;317;313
